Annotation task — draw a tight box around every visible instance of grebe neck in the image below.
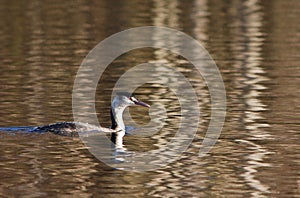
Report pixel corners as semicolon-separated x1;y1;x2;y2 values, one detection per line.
110;104;127;146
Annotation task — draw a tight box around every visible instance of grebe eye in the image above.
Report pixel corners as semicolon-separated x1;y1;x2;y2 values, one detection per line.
130;96;138;102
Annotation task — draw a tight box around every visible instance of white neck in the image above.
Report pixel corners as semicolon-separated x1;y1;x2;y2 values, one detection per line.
111;101;128;148
112;105;126;131
111;97;129;139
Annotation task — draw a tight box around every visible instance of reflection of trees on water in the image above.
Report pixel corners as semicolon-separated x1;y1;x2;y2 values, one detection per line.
228;1;272;196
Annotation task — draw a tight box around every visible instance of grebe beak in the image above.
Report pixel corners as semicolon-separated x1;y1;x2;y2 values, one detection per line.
134;100;150;108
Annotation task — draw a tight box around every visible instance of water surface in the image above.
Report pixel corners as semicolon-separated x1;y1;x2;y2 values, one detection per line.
0;0;299;197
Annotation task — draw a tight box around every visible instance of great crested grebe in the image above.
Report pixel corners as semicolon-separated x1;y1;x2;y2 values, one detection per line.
32;93;150;139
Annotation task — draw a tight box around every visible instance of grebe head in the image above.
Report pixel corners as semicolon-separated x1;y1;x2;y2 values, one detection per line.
111;92;150;132
112;92;150;109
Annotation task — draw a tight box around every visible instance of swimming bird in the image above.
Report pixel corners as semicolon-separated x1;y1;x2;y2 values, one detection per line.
31;93;150;139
